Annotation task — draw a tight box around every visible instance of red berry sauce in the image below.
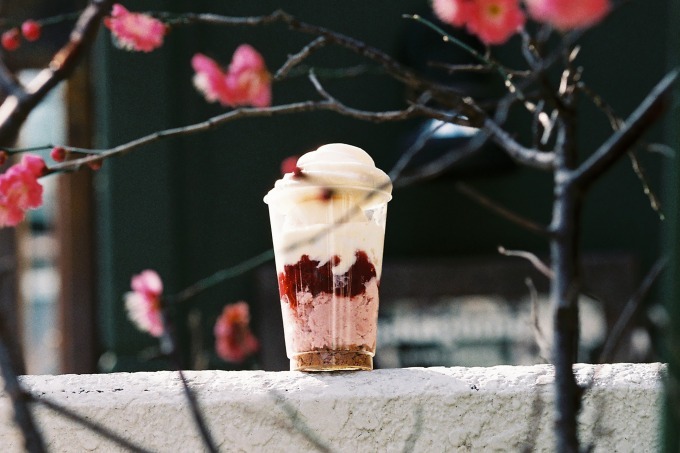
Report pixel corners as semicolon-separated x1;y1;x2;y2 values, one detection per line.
278;250;377;310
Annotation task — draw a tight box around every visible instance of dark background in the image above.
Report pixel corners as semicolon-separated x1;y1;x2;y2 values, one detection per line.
90;0;673;371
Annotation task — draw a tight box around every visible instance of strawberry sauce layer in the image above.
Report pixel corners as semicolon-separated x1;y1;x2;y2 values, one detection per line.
278;250;377;309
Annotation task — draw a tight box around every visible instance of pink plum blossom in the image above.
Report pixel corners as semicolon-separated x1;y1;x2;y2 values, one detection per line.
104;4;166;52
214;302;259;363
191;54;230;104
525;0;610;30
0;155;46;227
431;0;524;45
224;45;272;107
466;0;525;45
432;0;473;27
192;45;271;108
124;270;164;337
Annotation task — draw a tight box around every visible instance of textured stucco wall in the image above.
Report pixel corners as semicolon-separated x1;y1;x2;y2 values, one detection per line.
0;363;664;452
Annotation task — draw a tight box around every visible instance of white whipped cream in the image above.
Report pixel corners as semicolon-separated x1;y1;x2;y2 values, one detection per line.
276;221;386;277
264;143;392;208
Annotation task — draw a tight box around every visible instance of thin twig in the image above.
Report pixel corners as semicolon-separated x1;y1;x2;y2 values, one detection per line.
45;99;430;175
389;107;443;182
526;277;550;362
482;116;555;170
599;256;667;363
160;9;476;117
308;71;424;119
429;61;530;77
646;143;675;158
404;14;528;104
498;246;554;278
392;128;490;188
275;36;327;80
627;150;664;219
169;248;274;304
455;184;551;236
574;69;678;189
578;81;664;219
285;64;378;79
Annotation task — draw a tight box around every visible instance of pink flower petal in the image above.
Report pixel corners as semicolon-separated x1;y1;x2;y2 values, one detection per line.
125;292;164;337
0;203;26;227
191;53;234;106
525;0;610;30
0;154;45;227
125;269;164;337
104;3;166;52
20;154;46;176
432;0;473;27
466;0;525;45
191;45;271;108
131;269;163;298
229;44;266;74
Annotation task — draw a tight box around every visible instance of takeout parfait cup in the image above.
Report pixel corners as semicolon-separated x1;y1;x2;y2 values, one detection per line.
265;184;390;371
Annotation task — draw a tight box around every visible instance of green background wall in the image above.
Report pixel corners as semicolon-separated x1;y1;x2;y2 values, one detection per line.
93;1;673;371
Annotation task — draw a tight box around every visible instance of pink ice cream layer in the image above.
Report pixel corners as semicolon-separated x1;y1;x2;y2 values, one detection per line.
280;278;379;355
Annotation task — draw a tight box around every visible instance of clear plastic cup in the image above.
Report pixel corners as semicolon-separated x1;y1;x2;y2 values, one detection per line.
265;185;389;371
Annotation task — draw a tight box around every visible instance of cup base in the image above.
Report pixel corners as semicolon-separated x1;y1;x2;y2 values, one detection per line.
291;350;373;372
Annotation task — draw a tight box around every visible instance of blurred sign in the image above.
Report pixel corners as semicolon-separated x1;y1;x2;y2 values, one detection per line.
376;295;606;368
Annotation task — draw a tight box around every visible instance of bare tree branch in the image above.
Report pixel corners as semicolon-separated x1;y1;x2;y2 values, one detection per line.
48;82;477;175
573;69;678;189
429;61;530;77
578;81;664;219
482;116;555;170
526;277;550;362
498;246;554;277
386;102;493;187
161;9;477;118
45;99;430;174
275;37;327;80
455;184;552;236
0;0;112;144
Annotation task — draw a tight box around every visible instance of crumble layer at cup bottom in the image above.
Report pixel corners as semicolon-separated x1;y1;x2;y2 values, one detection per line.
291;348;373;371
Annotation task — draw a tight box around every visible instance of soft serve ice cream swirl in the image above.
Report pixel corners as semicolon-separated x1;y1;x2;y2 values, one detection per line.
265;143;392;208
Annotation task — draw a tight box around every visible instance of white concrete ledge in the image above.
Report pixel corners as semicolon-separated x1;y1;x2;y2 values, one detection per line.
0;363;664;452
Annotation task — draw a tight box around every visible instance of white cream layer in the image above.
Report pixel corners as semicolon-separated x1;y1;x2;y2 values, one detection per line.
273;221;385;277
